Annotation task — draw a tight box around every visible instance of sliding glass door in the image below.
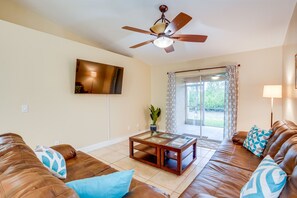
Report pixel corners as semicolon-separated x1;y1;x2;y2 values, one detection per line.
185;81;203;126
176;73;225;142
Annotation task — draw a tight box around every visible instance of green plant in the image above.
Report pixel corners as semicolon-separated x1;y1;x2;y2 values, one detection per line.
149;105;161;125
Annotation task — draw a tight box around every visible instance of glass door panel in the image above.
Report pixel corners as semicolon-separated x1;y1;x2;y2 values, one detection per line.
201;75;225;141
176;72;225;142
185;83;201;126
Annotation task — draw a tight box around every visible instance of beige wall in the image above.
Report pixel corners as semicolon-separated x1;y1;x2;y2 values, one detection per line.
151;47;283;131
0;0;100;48
283;3;297;122
0;0;291;147
0;20;151;148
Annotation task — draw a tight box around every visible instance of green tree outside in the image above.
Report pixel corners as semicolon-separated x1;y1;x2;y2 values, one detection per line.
204;81;225;111
187;81;225;128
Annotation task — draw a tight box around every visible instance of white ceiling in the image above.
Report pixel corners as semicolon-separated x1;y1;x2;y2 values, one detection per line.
13;0;297;65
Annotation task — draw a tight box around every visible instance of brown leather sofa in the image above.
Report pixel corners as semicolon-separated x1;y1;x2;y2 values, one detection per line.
0;133;168;198
180;120;297;198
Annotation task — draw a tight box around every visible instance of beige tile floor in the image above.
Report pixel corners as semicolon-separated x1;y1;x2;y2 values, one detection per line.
88;140;215;197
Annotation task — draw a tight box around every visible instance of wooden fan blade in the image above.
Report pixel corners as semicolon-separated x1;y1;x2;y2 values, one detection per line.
172;34;208;42
122;26;156;36
164;45;174;53
130;39;155;48
164;12;192;35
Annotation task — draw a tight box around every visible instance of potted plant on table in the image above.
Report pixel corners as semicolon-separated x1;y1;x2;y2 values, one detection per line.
149;105;161;132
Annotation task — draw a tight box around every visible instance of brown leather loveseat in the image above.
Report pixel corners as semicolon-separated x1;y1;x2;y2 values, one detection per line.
0;133;168;198
180;120;297;198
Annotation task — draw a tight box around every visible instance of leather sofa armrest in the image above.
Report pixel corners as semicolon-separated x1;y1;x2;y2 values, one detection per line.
124;185;169;198
51;144;77;160
232;131;248;145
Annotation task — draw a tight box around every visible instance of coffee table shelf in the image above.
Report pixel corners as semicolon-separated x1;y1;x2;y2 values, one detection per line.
162;152;195;172
166;146;193;160
133;151;157;166
134;144;156;156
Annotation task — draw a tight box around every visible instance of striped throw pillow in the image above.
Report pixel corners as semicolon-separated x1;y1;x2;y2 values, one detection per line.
240;155;287;198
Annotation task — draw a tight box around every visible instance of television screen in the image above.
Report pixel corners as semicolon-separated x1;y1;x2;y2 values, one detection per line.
74;59;124;94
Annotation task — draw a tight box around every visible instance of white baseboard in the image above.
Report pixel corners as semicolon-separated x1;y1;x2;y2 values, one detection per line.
78;129;149;153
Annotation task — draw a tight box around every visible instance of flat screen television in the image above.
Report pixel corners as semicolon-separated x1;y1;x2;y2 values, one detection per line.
74;59;124;94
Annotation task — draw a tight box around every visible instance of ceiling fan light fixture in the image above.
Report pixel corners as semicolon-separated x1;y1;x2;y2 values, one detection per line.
153;36;173;48
211;75;220;80
150;22;167;34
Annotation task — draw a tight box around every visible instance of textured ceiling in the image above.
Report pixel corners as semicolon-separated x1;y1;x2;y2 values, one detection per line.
12;0;297;65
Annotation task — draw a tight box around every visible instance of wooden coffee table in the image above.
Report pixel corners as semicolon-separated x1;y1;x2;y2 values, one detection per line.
129;131;197;175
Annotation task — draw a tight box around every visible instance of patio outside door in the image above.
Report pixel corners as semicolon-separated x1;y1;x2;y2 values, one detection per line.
176;73;225;142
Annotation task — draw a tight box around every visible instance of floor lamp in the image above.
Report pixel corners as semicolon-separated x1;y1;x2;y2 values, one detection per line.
263;85;282;127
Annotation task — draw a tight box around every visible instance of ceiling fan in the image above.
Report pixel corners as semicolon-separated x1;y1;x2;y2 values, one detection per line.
122;5;208;53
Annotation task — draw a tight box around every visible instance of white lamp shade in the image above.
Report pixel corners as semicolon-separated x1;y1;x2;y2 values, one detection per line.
263;85;282;98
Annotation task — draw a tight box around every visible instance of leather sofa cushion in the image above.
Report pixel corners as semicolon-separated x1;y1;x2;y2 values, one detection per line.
63;151;168;197
0;133;78;198
123;184;170;198
62;151;111;183
63;151;144;190
51;144;77;160
0;132;169;198
274;134;297;198
179;160;253;198
180;139;261;198
211;139;262;171
0;133;169;198
263;120;297;158
181;120;297;198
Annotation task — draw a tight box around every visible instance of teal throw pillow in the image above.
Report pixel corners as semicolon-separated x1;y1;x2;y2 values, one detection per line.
66;169;134;198
240;155;287;198
243;125;272;157
34;145;67;179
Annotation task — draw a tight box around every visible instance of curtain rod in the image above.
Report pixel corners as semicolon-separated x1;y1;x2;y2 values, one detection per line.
167;64;241;74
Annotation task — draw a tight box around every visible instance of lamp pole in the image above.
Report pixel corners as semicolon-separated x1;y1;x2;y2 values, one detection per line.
270;97;274;127
263;85;282;128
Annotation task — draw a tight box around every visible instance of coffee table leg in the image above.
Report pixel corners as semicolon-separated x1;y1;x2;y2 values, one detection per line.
157;147;161;167
177;152;182;174
193;142;196;159
129;139;134;158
